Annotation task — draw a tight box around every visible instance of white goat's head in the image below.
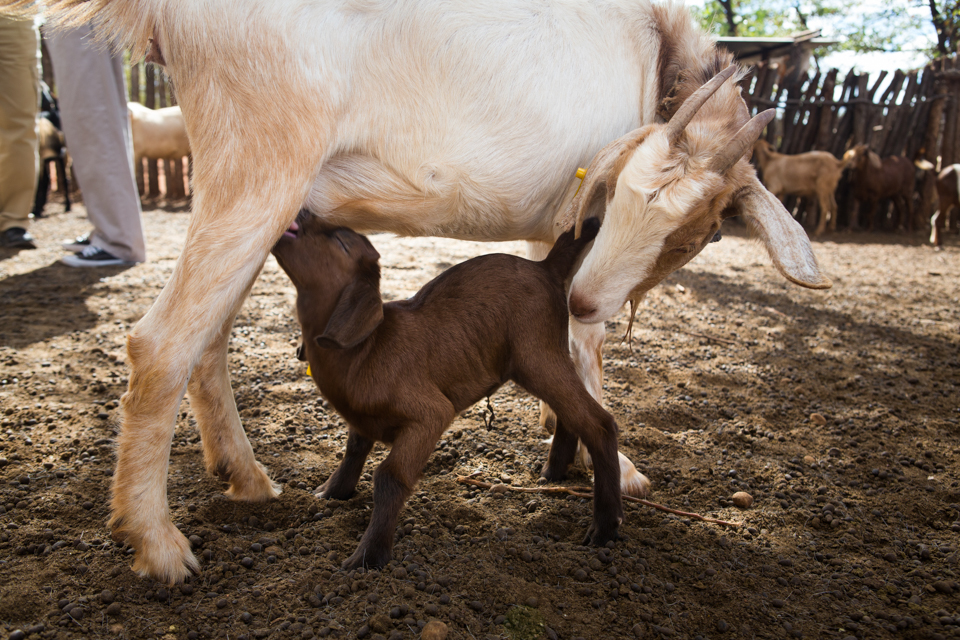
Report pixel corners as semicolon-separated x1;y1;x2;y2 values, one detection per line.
567;65;831;324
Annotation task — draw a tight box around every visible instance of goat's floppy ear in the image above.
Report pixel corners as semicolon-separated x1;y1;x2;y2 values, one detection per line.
736;176;832;289
316;275;384;350
568;128;649;238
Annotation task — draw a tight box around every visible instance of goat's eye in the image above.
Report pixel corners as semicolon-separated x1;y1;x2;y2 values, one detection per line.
335;237;348;252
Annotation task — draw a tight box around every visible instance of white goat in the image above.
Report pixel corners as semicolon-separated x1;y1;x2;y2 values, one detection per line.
20;0;831;583
127;101;190;162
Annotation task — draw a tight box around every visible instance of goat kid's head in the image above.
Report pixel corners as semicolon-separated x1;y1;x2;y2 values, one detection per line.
567;65;831;324
272;213;384;350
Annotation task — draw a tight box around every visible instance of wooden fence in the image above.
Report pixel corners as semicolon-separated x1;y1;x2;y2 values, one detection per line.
128;61;189;201
739;54;960;231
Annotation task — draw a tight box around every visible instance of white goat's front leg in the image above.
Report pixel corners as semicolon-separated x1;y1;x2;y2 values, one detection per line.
111;185;308;584
526;241;650;498
187;300;280;502
568;319;651;498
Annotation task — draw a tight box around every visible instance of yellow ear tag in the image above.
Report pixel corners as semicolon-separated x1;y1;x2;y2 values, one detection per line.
574;167;587;197
306;365;312;376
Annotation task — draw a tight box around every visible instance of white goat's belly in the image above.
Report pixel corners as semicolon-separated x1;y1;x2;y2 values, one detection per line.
300;0;653;242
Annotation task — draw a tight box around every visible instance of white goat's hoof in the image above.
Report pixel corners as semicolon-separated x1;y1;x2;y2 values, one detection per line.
224;460;281;501
619;451;651;498
114;518;199;585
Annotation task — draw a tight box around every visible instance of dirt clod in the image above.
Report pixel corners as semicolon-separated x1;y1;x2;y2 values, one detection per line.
731;491;753;508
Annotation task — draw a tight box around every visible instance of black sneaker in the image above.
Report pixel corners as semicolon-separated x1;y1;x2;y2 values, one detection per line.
1;227;36;249
62;232;91;252
61;245;135;268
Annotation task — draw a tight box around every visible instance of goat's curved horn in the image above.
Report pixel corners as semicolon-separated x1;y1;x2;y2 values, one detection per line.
664;64;738;144
710;108;776;173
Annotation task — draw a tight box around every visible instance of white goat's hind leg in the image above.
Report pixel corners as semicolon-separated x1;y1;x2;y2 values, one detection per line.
188;302;280;503
569;318;651;498
111;189;305;584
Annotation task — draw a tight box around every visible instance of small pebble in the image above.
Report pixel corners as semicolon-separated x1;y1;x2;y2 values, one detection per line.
421;620;448;640
810;413;827;425
100;590;114;604
731;492;753;509
106;602;122;616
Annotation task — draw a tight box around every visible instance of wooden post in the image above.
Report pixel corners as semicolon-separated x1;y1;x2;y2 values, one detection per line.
145;65;160;198
830;69;859;157
811;69;838;151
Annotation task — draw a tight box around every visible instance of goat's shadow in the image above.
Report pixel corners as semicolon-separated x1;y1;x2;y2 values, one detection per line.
643;265;960;428
0;262;134;348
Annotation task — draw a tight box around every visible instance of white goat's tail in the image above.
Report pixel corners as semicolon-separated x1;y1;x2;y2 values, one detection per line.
0;0;160;56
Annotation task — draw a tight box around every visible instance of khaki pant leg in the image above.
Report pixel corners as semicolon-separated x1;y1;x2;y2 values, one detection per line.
0;16;40;233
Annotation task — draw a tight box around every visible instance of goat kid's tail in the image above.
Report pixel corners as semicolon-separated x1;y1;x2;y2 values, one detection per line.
542;218;600;281
1;0;160;57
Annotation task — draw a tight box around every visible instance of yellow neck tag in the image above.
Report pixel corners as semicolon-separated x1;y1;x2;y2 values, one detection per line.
574;167;587;197
306;364;312;376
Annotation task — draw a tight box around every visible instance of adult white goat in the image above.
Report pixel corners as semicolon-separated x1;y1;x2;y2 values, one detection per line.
15;0;831;583
127;102;190;163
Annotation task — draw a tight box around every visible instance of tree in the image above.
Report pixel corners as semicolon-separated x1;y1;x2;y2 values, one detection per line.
694;0;946;59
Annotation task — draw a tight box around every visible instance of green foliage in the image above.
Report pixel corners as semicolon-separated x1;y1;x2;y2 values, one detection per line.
694;0;942;58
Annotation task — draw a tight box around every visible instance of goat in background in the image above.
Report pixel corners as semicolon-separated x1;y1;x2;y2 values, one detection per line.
843;145;924;231
752;139;849;236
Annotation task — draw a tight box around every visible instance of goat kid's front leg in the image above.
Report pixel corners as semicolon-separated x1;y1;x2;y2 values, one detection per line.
188;303;280;503
569;318;650;498
342;424;441;570
318;429;374;500
112;190;307;584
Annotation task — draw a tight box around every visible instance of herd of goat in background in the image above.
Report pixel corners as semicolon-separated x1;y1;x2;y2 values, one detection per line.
33;81;960;247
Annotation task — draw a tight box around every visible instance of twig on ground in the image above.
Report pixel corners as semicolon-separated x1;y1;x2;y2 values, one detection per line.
456;475;740;528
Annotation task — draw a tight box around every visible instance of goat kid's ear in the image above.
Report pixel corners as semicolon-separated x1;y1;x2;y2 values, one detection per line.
736;177;831;290
316;276;384;350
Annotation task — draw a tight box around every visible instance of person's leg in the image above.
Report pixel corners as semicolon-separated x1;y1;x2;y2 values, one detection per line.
46;24;145;263
0;16;40;245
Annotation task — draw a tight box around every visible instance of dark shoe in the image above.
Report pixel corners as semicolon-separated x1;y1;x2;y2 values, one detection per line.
1;227;36;249
61;245;135;268
62;232;91;252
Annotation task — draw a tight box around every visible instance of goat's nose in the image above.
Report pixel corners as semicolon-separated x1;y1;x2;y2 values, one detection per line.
568;294;597;320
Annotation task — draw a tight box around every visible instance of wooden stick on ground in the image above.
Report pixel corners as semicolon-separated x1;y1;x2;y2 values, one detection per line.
456;475;741;528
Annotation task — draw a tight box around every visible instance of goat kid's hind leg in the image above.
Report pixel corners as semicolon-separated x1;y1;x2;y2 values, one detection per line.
318;429;374;500
569;319;650;498
342;421;443;570
188;299;279;503
112;188;308;584
520;359;623;546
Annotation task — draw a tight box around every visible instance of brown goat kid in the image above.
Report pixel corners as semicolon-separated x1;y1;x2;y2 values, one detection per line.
752;140;848;236
843;145;918;231
272;214;621;570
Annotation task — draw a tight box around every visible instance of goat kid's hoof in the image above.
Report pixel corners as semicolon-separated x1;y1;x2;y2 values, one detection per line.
341;546;392;571
539;464;568;484
316;481;356;501
583;523;621;548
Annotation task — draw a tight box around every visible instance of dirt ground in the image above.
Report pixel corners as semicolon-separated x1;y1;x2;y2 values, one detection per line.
1;200;959;640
